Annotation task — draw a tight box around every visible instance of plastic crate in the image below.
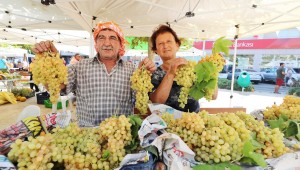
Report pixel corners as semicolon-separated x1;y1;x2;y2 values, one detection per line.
120;153;156;170
36;92;50;104
44;99;69;110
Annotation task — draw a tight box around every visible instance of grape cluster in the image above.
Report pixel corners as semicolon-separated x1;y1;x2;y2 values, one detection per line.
162;111;244;163
236;111;290;158
131;67;153;114
263;95;300;120
8;134;54;170
8;116;133;170
31;52;68;104
174;61;197;108
99;115;132;167
162;110;289;163
198;53;226;73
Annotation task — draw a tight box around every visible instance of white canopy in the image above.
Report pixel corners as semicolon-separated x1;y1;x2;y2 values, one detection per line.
1;0;300;46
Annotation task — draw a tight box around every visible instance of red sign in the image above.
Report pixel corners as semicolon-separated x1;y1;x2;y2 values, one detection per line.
194;38;300;50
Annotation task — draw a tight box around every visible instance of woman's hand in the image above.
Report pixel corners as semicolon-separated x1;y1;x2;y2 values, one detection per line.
32;40;58;54
166;58;188;75
139;57;156;73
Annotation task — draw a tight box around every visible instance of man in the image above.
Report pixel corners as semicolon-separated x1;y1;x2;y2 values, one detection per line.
32;21;156;127
274;63;285;94
69;53;82;65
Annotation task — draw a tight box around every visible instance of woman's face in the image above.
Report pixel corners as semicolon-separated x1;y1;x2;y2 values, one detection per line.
155;32;179;61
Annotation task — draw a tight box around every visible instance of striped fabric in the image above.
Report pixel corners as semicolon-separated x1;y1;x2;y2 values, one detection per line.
67;56;135;127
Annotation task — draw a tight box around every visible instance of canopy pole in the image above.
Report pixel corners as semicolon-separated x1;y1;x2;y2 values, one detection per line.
230;25;239;107
89;31;94;58
202;39;206;57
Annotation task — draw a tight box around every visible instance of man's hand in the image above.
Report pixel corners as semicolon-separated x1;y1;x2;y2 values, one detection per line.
32;40;58;54
139;58;156;73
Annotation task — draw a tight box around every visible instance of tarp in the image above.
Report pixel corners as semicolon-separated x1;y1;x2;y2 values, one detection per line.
1;0;300;46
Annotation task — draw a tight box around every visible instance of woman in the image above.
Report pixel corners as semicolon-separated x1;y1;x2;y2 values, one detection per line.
149;25;217;112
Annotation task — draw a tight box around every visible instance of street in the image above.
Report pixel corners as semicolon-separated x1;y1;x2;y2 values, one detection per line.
252;82;290;95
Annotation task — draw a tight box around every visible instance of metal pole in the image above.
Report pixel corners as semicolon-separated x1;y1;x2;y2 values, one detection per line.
202;39;206;57
89;31;94;58
230;25;239;107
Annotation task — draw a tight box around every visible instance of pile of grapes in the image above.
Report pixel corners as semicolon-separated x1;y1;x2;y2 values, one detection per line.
8;115;139;170
263;95;300;120
162;111;290;164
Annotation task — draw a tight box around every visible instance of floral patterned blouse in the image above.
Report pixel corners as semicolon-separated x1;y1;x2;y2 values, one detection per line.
151;66;200;112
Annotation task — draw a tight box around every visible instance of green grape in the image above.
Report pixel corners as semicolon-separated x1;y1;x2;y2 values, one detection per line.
31;52;68;104
131;67;153;114
174;61;197;108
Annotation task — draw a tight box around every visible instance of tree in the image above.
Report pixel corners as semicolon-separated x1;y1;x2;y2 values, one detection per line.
0;43;33;54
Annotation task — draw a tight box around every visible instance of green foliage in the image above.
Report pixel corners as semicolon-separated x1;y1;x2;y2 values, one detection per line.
212;37;233;55
267;114;289;131
266;115;300;141
125;37;193;51
0;43;10;48
193;162;241;170
189;62;218;100
217;78;254;92
0;43;34;54
284;121;300;140
240;140;267;167
126;37;149;50
101;150;110;160
288;87;300;97
180;38;194;50
125;115;143;153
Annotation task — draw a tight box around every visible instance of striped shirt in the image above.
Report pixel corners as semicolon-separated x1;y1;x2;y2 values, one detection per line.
67;56;135;127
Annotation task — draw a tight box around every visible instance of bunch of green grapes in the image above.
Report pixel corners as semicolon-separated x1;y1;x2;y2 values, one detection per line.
51;123;103;170
99;115;132;168
236;111;290;158
197;111;244;163
8;134;54;170
131;67;153;114
264;95;300;120
162;111;244;164
161;112;205;149
217;112;251;142
31;51;68;104
174;61;197;108
198;53;226;73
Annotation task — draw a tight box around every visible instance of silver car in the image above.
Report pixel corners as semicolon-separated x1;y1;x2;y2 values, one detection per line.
227;68;263;84
261;67;300;83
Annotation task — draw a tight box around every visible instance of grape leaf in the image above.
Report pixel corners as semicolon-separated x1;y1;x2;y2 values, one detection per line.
267;115;289;131
205;78;217;90
212;37;233;55
285;121;300;140
195;63;205;82
242;140;267;167
240;157;256;166
193;162;242;170
101;150;110;160
189;85;205;100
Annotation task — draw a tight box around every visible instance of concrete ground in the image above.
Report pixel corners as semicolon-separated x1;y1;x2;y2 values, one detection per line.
200;88;286;113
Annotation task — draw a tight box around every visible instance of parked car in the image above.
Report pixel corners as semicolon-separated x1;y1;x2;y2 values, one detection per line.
227;68;263;84
293;67;300;74
260;67;300;83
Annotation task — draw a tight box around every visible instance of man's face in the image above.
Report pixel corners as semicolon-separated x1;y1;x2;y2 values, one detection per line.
95;29;121;60
75;55;81;61
155;32;179;60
